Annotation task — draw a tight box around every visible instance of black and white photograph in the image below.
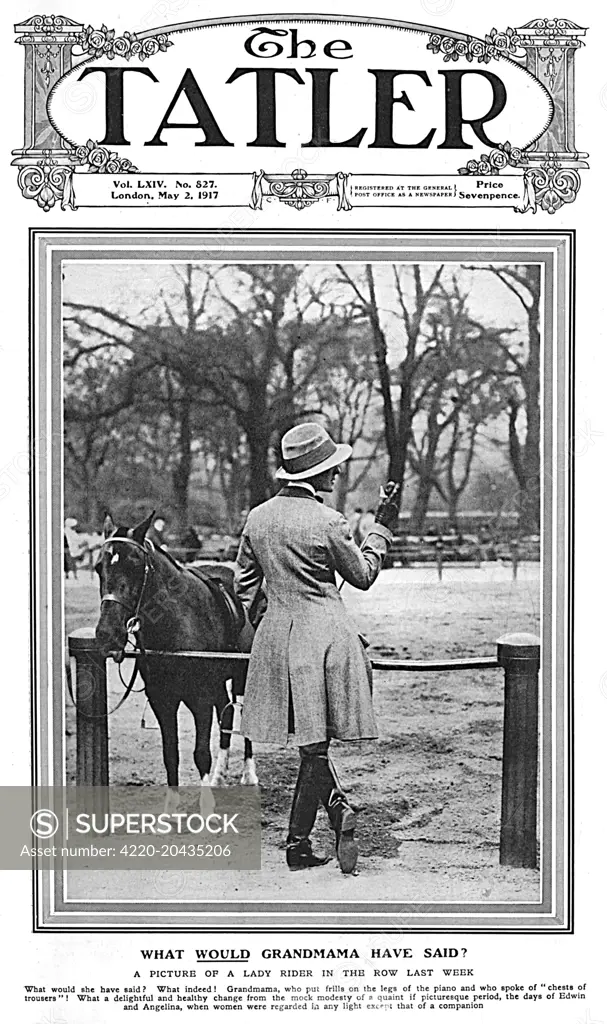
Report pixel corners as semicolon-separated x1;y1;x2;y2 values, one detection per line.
27;230;571;930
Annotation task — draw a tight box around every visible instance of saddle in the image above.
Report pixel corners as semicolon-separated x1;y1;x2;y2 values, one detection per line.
186;565;246;651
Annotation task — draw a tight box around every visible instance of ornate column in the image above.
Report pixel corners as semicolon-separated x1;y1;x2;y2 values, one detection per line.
13;15;83;162
516;18;588;167
12;15;83;210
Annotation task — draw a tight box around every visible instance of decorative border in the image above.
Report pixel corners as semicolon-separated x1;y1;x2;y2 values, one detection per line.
77;24;172;60
427;26;522;63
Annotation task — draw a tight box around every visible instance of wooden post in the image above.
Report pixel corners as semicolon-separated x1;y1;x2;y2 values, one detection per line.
496;632;540;868
436;539;444;581
68;629;109;814
511;539;519;581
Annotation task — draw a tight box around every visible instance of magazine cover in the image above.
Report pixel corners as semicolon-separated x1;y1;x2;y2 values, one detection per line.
0;0;603;1019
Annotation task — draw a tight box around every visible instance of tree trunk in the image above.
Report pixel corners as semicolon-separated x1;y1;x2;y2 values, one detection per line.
171;394;193;534
447;498;459;531
410;407;440;533
245;394;273;508
410;474;434;534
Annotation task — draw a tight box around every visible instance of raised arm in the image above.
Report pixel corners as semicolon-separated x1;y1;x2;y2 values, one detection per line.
327;516;392;591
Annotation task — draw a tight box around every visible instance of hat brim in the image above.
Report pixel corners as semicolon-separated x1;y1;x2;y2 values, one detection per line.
275;443;353;481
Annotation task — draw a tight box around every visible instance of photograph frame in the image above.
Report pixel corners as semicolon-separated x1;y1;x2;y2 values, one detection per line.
30;228;573;933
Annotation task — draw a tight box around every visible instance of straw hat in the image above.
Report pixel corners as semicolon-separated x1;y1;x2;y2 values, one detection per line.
275;423;352;481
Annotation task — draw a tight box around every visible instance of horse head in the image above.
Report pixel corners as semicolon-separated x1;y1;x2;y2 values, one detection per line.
94;511;155;662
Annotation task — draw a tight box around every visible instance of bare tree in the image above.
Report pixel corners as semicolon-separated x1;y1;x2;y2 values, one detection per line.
63;263;368;521
336;263;444;510
464;265;541;533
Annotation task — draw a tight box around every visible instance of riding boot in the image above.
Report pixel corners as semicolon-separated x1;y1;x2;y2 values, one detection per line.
286;756;331;871
314;755;358;874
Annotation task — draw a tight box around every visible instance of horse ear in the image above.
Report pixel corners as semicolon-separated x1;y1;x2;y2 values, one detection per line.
131;511;155;547
103;513;115;539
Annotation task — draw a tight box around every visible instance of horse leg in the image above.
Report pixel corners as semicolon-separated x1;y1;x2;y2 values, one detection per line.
181;690;215;809
146;684;181;812
231;662;258;786
241;737;258;786
210;681;231;786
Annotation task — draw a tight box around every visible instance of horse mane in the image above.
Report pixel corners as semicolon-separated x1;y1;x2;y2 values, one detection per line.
148;540;185;573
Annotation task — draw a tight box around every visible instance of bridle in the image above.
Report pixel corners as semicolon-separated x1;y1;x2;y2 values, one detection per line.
100;534;155;635
65;534;155;719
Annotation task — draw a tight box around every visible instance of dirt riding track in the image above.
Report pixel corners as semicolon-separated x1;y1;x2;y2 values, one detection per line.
65;563;541;904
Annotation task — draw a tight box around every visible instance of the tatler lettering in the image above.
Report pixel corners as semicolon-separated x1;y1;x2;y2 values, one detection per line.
79;58;507;151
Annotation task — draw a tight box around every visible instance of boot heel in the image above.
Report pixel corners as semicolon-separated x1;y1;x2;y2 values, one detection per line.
337;826;358;874
330;803;358;874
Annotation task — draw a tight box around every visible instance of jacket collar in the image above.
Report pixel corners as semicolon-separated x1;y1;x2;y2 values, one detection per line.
277;485;323;503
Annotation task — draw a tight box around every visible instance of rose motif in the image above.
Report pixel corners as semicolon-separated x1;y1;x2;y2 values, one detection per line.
490;150;508;169
455;41;468;56
509;147;523;164
490;32;510;50
142;38;160;57
469;39;486;59
106;159;122;173
476;159;491;174
130;40;143;55
87;29;107;51
157;33;169;46
466;160;479;173
112;36;131;57
440;36;456;54
87;147;108;170
74;145;89;162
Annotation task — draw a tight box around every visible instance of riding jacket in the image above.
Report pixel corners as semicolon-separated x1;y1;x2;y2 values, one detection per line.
234;486;392;747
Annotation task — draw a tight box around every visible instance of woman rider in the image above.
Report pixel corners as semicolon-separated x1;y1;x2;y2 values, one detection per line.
235;422;399;873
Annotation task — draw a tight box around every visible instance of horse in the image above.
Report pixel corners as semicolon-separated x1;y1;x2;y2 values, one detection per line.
94;512;258;809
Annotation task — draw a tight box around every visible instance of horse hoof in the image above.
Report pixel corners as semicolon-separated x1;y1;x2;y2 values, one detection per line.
199;782;216;815
240;770;259;786
164;790;180;814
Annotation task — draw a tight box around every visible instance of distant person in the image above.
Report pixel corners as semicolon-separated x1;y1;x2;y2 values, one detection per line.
83;530;103;577
147;516;167;549
181;525;201;562
64;517;82;579
478;524;495;562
